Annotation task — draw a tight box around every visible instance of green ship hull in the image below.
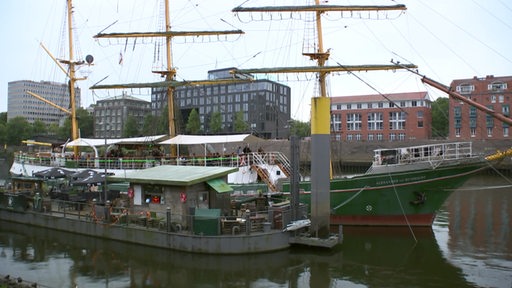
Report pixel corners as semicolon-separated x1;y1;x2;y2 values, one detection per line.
284;162;487;226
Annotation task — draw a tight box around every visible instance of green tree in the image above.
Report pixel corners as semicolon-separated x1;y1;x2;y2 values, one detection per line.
58;117;72;140
32;120;48;136
186;109;201;134
431;97;449;138
0;122;6;146
77;108;94;137
0;112;7;124
209;111;222;134
123;115;140;137
233;111;248;133
142;114;157;135
6;116;32;145
289;119;311;138
0;113;6;145
48;123;60;137
159;105;170;135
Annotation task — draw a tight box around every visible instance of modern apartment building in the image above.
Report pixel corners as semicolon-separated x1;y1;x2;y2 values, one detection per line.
331;92;432;141
94;92;151;138
449;75;512;140
151;68;291;139
7;80;81;125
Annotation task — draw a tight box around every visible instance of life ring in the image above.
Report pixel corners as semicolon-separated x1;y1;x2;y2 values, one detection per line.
180;192;187;203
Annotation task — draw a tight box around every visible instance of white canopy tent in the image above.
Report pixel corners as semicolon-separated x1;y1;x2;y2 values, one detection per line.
63;135;168;158
159;134;264;165
65;135;167;148
159;134;261;145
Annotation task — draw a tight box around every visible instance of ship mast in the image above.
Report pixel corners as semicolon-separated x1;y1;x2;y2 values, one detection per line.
26;0;87;156
91;0;244;156
233;2;415;238
66;0;79;156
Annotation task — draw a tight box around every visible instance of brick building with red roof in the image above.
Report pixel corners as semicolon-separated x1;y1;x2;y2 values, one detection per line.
449;75;512;140
330;91;432;142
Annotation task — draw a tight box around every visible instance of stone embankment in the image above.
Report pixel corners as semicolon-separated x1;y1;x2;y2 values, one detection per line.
204;138;512;168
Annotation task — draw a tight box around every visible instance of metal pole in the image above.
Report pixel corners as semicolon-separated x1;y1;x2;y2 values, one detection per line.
104;129;108;203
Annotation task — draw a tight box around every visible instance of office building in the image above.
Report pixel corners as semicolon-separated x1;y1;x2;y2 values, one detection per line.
94;92;151;138
151;68;291;139
7;80;81;125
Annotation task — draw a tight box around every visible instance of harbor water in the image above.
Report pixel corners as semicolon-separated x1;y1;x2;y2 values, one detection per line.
0;173;510;288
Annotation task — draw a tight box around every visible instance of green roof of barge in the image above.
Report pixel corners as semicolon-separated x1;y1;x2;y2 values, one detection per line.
107;165;237;187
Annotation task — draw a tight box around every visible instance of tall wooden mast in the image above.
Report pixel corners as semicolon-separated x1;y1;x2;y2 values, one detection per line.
233;2;415;238
91;0;244;156
67;0;79;156
26;0;87;156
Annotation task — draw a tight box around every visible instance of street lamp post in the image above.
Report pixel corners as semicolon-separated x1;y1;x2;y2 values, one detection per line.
104;124;109;204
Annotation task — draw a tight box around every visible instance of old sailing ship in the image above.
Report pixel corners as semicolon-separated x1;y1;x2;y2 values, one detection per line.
1;0;346;254
231;1;510;230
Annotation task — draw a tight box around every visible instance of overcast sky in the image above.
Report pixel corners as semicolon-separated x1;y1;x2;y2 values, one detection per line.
1;0;511;121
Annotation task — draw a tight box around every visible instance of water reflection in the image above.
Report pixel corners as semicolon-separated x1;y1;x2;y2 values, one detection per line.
0;221;475;288
435;173;512;288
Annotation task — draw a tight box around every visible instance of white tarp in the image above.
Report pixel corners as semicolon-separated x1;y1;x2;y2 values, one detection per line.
65;135;167;147
159;134;262;145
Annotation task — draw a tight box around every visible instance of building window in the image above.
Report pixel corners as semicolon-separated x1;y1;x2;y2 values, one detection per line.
486;116;494;128
417;120;423;128
398;133;405;141
389;133;396;141
456;84;474;94
469;118;477;128
499;95;504;103
332;114;341;132
504;126;509;137
454;107;461;117
346;113;362;131
491;95;496;103
367;112;383;130
377;133;383;141
389;112;405;130
488;82;507;91
469;106;477;117
355;134;362;141
368;134;374;141
487;127;493;137
471;128;476;137
378;102;383;108
502;105;510;116
455;128;461;137
347;134;353;141
455;118;462;128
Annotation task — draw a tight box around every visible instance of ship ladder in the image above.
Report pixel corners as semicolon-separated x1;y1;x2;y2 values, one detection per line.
252;165;278;192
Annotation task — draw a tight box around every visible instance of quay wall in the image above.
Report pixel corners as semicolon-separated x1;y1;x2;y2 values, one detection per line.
214;139;512;174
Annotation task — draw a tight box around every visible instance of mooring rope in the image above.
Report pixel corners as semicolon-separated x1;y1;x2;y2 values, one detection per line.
389;172;417;243
331;186;369;212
